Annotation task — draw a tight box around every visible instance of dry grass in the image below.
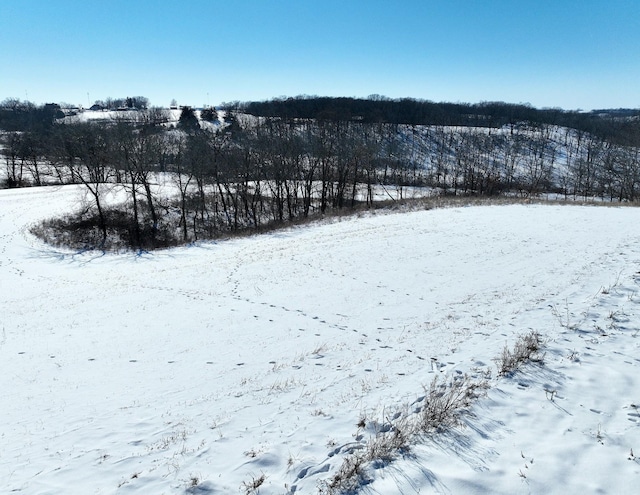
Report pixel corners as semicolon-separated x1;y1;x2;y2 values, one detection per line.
494;330;544;376
319;374;489;494
320;330;547;494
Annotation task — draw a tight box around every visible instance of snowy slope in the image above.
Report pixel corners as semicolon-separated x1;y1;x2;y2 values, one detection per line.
58;108;183;124
2;185;640;494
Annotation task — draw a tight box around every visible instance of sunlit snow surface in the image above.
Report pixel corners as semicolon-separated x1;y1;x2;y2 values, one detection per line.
2;185;640;494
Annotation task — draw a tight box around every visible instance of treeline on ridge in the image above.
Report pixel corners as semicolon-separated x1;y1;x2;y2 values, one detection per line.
236;96;640;146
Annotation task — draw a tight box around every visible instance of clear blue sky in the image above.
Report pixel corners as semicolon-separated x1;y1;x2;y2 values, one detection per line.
1;0;638;110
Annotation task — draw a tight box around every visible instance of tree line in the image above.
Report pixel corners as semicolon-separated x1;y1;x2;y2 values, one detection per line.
233;96;640;145
1;96;640;249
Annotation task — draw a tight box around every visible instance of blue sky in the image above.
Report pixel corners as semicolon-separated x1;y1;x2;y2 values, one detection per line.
1;0;638;110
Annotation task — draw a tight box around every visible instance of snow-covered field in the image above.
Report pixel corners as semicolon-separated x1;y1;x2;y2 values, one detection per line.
59;109;184;124
2;185;640;494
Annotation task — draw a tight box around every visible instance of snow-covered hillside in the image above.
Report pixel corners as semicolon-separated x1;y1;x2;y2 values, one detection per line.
57;108;223;128
2;185;640;494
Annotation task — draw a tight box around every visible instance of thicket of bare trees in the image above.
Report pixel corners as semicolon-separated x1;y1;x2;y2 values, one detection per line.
1;98;639;250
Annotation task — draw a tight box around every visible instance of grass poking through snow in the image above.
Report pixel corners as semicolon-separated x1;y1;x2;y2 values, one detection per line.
320;332;545;494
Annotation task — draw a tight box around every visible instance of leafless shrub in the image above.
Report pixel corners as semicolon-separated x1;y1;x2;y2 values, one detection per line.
189;474;200;487
241;473;266;495
550;300;578;330
494;331;544;376
318;451;368;495
30;207;181;251
418;374;488;434
366;417;413;462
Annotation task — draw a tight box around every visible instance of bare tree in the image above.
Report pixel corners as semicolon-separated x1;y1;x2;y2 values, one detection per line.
57;123;114;243
1;131;24;187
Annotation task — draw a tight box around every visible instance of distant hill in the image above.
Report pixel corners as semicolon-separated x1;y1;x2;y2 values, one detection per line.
232;96;640;146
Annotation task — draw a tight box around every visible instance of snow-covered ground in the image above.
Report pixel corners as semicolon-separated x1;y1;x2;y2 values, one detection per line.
2;185;640;494
57;108;222;129
59;109;184;124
